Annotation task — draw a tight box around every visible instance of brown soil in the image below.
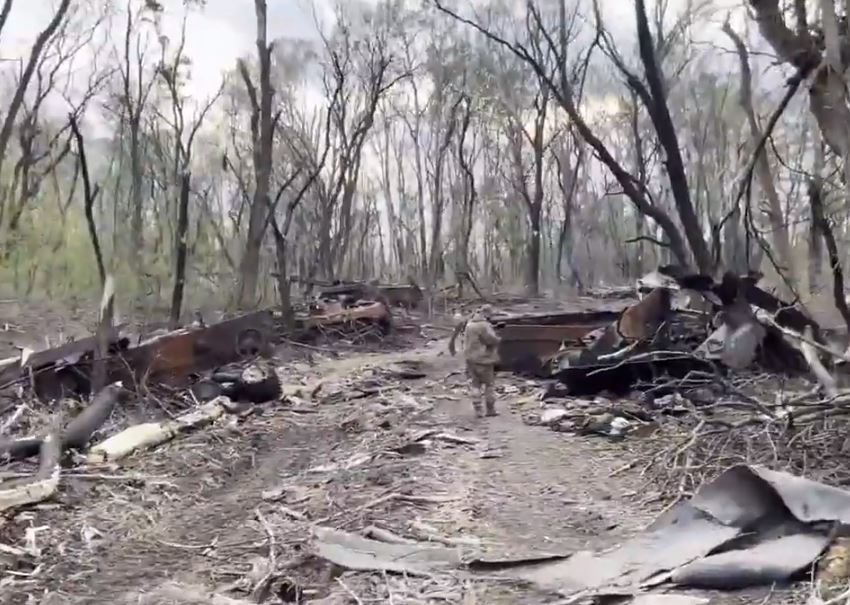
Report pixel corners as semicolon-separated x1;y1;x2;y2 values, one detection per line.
0;319;810;604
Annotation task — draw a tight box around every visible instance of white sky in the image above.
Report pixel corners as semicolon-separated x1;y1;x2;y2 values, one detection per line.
0;0;751;104
0;0;332;103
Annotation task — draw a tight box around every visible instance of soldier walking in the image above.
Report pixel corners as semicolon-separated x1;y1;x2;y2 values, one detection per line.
461;304;501;418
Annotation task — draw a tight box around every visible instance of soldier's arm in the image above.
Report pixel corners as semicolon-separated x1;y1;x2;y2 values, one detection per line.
480;322;501;346
448;319;467;356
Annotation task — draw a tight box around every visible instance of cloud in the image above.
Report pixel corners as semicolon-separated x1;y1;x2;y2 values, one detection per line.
0;0;328;102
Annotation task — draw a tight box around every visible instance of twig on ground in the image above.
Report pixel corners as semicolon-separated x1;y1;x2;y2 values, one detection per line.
336;577;365;605
1;404;27;434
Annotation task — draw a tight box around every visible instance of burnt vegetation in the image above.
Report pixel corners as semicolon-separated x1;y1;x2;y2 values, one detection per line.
6;0;850;603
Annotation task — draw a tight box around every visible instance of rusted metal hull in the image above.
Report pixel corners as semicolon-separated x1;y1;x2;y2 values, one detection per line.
112;310;275;387
3;311;275;400
495;310;620;375
378;285;423;308
301;301;390;328
318;281;423;309
0;327;129;401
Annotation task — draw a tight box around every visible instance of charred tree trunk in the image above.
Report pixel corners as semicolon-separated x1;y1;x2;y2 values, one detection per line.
527;213;542;295
271;219;293;327
434;0;695;270
428;94;463;287
129;123;143;271
456;94;478;296
526;89;548;297
633;0;711;273
169;171;191;328
237;0;275;308
808;179;824;295
809;137;825;295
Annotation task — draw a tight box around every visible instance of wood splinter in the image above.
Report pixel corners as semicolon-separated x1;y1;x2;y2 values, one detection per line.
0;429;61;513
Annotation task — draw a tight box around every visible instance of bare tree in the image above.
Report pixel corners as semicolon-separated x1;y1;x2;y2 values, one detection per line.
722;21;796;291
433;0;696;270
155;13;223;326
1;5;110;241
593;0;711;272
312;11;404;279
110;0;160;273
454;91;480;296
0;0;72;191
0;0;13;42
553;127;584;289
235;0;275;308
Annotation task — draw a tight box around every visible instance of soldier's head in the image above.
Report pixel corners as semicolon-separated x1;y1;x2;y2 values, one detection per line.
478;304;494;319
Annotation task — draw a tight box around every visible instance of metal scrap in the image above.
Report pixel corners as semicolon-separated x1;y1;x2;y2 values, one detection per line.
110;310;274;387
493;310;619;375
0;311;274;400
440;465;850;600
317;280;423;309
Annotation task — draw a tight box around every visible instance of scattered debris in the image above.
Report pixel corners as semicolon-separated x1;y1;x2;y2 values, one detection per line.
5;271;850;605
0;382;125;462
312;526;467;576
0;310;274;401
492;465;850;600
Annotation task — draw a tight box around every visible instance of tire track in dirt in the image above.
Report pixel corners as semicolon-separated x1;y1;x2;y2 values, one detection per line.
35;419;338;604
429;369;662;603
3;352;384;603
7;344;445;604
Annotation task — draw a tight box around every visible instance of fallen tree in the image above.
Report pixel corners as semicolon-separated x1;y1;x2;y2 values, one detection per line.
0;381;125;462
86;395;233;464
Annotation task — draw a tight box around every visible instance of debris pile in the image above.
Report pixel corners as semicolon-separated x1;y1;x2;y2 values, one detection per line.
0;282;404;406
499;268;850;516
7;268;850;603
489;268;843;402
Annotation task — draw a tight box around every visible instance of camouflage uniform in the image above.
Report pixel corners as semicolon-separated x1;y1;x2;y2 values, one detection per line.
463;305;501;418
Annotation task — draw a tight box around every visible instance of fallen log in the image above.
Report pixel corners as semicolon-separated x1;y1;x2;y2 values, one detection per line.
0;437;42;462
86;396;231;464
63;381;124;450
0;382;125;462
0;429;61;513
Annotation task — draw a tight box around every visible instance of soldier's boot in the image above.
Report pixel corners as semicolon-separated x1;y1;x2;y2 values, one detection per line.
472;399;485;418
484;385;498;417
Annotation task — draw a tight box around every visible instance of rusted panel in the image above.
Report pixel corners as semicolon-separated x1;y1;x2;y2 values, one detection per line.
0;326;124;384
498;323;603;363
111;310;274;387
0;327;128;400
301;301;390;328
494;311;620;375
316;281;422;309
498;310;620;327
378;284;423;308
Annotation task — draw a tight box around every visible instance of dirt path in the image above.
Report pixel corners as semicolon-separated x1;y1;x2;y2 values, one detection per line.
395;351;659;603
0;337;743;604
